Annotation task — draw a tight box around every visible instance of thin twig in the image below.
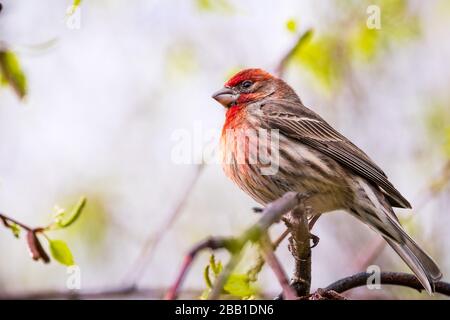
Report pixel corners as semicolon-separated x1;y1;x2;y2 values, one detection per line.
325;271;450;296
123;163;204;286
208;251;243;300
0;286;202;300
246;228;289;283
167;192;305;300
275;29;313;77
0;213;49;263
273;228;290;247
164;237;227;300
0;213;34;231
260;234;297;300
247;214;321;286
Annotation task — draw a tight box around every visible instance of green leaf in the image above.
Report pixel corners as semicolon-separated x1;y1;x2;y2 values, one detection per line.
201;255;255;299
51;197;87;229
209;254;223;276
0;50;27;99
425;101;450;158
195;0;233;13
350;27;380;61
285;19;297;33
201;255;224;299
10;223;21;238
224;273;255;298
293;34;343;90
67;0;82;15
445;127;450;158
204;265;213;289
49;239;75;266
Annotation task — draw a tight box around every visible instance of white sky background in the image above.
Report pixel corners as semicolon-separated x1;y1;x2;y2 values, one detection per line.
0;0;449;297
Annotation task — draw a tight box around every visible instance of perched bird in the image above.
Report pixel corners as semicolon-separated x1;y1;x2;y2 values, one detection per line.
212;68;442;293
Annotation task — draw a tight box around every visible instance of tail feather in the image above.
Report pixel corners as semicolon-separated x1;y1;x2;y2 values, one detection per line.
381;209;443;293
384;236;442;294
352;178;442;294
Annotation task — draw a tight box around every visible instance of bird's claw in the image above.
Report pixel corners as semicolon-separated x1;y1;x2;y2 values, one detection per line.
310;233;320;248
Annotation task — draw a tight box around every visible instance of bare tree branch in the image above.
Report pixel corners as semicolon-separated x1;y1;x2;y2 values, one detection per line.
260;234;297;300
1;213;49;263
123;163;204;287
283;203;314;297
167;192;307;300
325;272;450;296
275;29;313;77
164;237;228;300
0;286;201;300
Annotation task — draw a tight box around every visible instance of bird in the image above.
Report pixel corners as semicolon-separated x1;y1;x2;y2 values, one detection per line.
212;68;442;293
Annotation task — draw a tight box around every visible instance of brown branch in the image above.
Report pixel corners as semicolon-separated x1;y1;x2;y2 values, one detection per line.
0;286;202;300
208;192;307;300
167;192;307;300
283;203;313;297
275;29;313;77
246;228;289;285
260;234;297;300
123;163;204;287
0;213;34;231
325;272;450;296
164;237;228;300
0;213;50;263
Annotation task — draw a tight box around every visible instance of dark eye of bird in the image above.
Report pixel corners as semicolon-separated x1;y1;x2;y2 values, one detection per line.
241;80;253;89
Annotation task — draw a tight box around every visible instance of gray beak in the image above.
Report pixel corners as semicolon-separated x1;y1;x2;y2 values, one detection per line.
212;87;238;108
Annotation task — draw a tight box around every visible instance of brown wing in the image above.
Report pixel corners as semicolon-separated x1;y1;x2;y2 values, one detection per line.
257;99;411;209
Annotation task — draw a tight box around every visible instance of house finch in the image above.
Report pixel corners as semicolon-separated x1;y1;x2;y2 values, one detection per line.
212;68;442;293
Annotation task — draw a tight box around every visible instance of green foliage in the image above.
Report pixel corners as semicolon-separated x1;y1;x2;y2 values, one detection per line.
423;101;450;194
201;254;255;299
63;195;108;254
0;50;27;99
293;34;344;91
51;197;87;229
195;0;234;13
350;0;420;61
350;27;380;61
223;273;254;298
68;0;82;15
48;239;75;266
425;101;450;158
445;128;450;158
285;19;297;33
166;45;198;80
289;0;421;91
10;223;20;238
1;197;87;267
1;217;21;238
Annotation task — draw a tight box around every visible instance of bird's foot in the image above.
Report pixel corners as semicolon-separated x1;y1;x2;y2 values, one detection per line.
310;233;320;248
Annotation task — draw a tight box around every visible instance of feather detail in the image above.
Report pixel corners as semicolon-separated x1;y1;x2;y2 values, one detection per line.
257;99;412;209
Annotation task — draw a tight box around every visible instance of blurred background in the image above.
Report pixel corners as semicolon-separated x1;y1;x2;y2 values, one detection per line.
0;0;449;299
